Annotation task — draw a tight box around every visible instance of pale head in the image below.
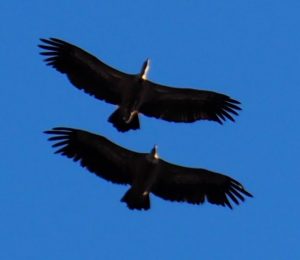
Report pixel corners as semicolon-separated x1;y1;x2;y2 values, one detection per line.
150;144;159;159
140;58;151;80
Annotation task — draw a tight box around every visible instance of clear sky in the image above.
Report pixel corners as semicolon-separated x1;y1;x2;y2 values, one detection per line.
1;0;299;259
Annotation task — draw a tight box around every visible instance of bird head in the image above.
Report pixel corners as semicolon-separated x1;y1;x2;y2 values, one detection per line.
150;144;159;159
140;58;150;80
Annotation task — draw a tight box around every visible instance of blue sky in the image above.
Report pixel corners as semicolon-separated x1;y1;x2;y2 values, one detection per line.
1;0;299;259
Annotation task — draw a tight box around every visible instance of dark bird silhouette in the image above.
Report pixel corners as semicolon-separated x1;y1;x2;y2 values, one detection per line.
39;38;241;132
44;127;252;210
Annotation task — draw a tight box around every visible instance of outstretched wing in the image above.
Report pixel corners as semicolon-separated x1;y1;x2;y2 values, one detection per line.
39;38;136;105
152;160;252;209
44;127;143;185
140;81;241;124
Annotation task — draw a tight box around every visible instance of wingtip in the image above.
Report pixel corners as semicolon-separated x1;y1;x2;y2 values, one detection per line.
39;38;52;44
228;97;241;105
243;190;254;198
43;127;74;135
39;37;66;48
225;200;233;210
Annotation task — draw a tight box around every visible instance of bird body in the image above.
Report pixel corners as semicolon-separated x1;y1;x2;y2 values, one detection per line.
39;38;241;132
45;127;252;210
108;74;148;131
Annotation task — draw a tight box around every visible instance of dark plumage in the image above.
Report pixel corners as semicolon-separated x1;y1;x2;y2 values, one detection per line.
44;127;252;210
39;38;241;132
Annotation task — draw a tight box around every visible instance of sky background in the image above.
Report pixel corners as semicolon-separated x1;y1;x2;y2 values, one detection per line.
1;0;299;259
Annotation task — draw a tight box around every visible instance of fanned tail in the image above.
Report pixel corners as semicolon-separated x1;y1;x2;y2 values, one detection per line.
108;108;140;132
121;188;150;210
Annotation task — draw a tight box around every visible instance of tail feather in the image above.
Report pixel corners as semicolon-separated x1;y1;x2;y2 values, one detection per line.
121;188;150;210
108;108;140;132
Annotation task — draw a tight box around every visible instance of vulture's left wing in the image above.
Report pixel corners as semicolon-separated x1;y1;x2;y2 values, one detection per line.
140;81;241;124
152;159;252;209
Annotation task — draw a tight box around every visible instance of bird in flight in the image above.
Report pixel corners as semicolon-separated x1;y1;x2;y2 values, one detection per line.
45;127;252;210
39;38;241;132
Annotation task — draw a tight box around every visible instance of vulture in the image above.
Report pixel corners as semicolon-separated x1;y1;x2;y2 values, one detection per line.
45;127;252;210
39;38;241;132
